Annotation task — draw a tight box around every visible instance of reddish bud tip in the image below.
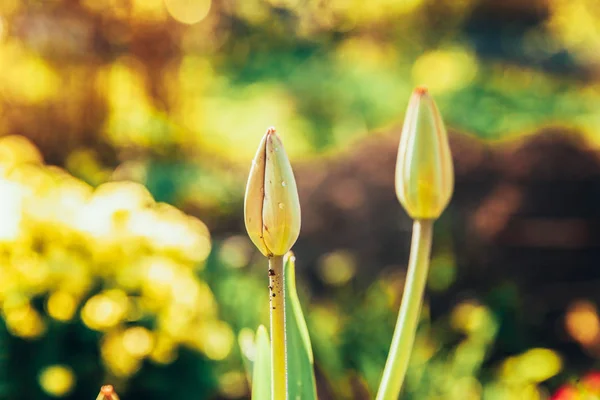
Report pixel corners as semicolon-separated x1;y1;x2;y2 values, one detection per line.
414;86;428;95
266;126;277;135
101;385;114;396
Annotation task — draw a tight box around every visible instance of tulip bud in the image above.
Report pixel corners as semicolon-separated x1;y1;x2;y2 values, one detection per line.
244;127;301;257
96;385;120;400
395;87;454;220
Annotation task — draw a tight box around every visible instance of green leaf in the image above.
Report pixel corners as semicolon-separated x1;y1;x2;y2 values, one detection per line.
284;253;318;400
252;325;272;400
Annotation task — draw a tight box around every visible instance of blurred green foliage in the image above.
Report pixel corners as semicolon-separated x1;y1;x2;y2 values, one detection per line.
0;0;599;166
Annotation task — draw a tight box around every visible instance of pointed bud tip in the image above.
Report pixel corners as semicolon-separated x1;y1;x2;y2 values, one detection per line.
414;86;429;95
99;385;115;399
266;126;277;135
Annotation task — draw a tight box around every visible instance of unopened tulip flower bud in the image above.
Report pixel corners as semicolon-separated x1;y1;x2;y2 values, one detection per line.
96;385;120;400
395;87;454;220
245;127;301;257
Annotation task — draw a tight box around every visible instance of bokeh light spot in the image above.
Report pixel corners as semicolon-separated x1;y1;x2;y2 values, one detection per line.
218;370;248;398
39;365;76;397
501;348;562;383
123;327;154;358
565;300;600;346
4;303;46;339
219;235;253;268
101;331;142;377
150;334;178;365
82;291;128;331
47;291;77;322
318;250;357;286
412;47;478;93
164;0;211;25
427;252;457;292
132;0;167;21
0;135;43;167
199;321;234;360
452;301;487;334
237;328;256;362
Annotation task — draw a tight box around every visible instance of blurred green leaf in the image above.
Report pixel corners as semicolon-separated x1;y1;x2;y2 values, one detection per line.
284;254;318;400
238;328;256;385
252;325;272;400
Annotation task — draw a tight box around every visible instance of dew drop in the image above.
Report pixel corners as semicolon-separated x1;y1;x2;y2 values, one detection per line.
281;181;286;187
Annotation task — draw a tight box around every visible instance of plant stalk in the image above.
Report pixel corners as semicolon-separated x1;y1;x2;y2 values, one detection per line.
269;255;287;400
376;219;434;400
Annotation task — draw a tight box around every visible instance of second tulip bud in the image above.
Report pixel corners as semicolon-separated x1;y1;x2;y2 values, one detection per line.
395;87;454;220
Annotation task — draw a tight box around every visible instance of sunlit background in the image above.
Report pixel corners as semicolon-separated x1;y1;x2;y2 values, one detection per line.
0;0;600;399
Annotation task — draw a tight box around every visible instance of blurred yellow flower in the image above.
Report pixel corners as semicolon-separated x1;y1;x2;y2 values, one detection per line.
101;331;143;377
3;303;46;339
82;291;129;331
39;365;76;397
0;178;23;241
0;135;230;378
501;348;562;384
123;326;154;358
150;334;178;365
0;135;43;167
46;291;78;322
197;320;235;361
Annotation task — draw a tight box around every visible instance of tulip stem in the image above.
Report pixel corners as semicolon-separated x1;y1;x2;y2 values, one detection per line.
376;219;434;400
269;255;287;400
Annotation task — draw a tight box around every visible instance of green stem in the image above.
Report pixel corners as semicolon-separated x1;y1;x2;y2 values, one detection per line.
376;219;434;400
269;255;287;400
